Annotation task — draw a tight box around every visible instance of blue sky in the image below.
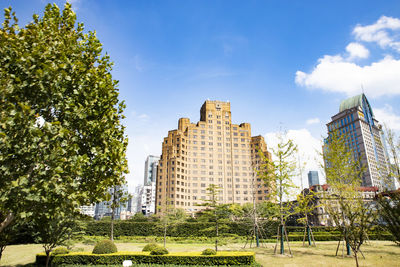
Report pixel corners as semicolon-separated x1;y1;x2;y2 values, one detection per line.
3;0;400;190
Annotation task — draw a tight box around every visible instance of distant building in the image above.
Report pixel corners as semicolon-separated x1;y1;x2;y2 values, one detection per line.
79;205;95;217
304;184;378;226
144;155;160;185
140;155;159;215
326;93;392;190
94;185;129;220
308;171;319;187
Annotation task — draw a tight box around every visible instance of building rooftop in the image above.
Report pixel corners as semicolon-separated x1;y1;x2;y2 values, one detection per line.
339;93;374;118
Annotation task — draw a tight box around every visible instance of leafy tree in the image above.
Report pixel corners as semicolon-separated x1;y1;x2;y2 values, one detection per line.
31;205;79;267
259;132;298;255
159;200;186;248
293;189;319;246
0;2;128;259
377;191;400;246
198;184;230;251
382;125;400;186
323;130;376;267
107;185;130;241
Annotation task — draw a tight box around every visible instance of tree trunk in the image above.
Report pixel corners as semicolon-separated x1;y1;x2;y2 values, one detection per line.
0;245;5;261
0;213;14;233
163;223;167;248
111;207;115;242
354;251;359;267
280;224;284;254
45;250;50;267
215;221;219;252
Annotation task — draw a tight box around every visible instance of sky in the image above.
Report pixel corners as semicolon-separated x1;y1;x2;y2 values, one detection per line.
2;0;400;191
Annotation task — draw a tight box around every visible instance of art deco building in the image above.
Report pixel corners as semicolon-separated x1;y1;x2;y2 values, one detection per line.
156;100;272;214
326;93;391;189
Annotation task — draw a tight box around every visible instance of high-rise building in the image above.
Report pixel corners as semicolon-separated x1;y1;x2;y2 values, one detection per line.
156;100;272;214
308;171;319;187
326;93;391;189
144;155;160;185
140;155;159;215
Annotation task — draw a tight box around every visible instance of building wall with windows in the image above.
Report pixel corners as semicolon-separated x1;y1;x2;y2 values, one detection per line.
144;155;160;185
308;171;319;187
326;94;391;190
156;100;272;214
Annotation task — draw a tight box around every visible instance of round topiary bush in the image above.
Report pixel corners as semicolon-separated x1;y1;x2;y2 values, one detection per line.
142;243;161;252
52;247;69;255
201;248;217;255
92;239;118;254
150;247;169;255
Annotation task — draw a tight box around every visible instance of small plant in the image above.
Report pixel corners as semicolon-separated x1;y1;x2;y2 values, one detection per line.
142;243;161;252
92;239;118;254
201;248;217;255
52;247;69;255
150;247;169;255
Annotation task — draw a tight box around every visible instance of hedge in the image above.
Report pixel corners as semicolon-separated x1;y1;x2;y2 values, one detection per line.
82;221;393;240
36;251;255;266
83;221;278;238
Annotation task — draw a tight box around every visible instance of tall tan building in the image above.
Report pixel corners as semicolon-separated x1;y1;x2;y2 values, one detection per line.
156;100;271;214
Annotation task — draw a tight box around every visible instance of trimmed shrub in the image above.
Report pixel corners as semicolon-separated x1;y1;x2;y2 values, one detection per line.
52;247;69;255
92;239;118;254
142;243;161;252
36;251;255;266
202;249;217;255
150;247;169;255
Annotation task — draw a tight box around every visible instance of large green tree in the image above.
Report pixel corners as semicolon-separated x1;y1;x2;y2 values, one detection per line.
0;1;128;251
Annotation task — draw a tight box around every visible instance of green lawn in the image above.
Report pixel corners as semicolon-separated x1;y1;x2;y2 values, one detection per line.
1;241;399;267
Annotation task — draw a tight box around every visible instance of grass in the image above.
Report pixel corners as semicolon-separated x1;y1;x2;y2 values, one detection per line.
1;241;399;267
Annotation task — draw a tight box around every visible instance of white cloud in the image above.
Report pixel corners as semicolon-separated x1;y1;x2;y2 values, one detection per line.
296;15;400;98
138;114;149;120
264;129;324;192
353;16;400;52
374;104;400;131
346;42;369;59
306;118;320;125
295;55;400;98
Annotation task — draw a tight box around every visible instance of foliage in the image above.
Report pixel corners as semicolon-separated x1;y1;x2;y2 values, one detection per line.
259;132;298;254
92;240;118;254
36;251;255;266
0;2;128;261
52;247;69;255
82;220;278;238
377;191;400;245
142;243;161;252
293;190;319;226
382;125;400;186
323;130;376;266
201;249;217;255
197;184;231;251
30;207;79;267
150;247;169;255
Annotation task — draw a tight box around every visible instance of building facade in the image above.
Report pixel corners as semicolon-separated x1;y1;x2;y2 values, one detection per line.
140;155;159;215
144;155;160;185
308;171;319;187
156;100;272;214
304;184;378;226
326;94;391;189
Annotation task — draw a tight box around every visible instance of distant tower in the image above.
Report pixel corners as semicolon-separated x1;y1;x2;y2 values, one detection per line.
308;171;319;187
141;155;159;215
326;93;392;189
144;155;160;185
